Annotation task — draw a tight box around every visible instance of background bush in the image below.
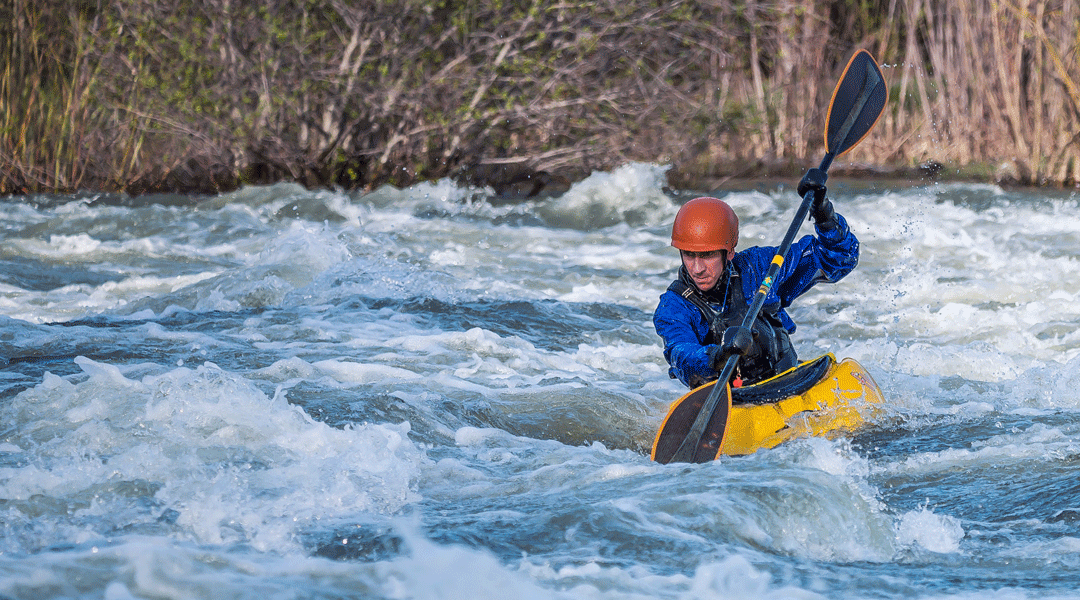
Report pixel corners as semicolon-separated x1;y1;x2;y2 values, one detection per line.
3;0;1079;195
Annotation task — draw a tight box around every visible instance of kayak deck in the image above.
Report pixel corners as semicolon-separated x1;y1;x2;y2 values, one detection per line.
652;354;884;460
724;354;883;455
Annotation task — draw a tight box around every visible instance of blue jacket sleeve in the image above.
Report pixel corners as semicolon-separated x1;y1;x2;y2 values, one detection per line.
733;212;859;332
652;289;716;388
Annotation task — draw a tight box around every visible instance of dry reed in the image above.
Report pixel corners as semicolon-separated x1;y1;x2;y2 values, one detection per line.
2;0;1078;195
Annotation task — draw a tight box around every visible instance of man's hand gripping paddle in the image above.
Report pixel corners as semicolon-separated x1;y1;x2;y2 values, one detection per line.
651;49;888;464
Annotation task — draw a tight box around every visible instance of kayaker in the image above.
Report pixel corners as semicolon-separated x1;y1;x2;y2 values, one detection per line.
653;169;859;388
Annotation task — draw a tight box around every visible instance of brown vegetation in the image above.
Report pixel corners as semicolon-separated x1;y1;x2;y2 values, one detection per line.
2;0;1079;196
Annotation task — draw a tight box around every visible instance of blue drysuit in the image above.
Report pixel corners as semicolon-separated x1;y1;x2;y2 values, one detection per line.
653;214;859;388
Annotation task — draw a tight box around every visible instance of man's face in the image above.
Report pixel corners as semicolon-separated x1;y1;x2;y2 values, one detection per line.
681;249;726;293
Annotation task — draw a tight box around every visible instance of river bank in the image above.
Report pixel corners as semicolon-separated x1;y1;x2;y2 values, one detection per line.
453;155;1074;205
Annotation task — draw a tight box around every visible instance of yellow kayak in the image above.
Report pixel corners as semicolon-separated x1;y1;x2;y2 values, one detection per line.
652;354;884;460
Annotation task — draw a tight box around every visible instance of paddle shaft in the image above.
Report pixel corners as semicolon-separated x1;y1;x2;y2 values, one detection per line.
667;153;834;464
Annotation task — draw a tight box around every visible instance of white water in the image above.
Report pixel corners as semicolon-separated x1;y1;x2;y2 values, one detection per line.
2;163;1080;599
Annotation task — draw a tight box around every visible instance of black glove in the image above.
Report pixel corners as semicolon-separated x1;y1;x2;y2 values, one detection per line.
798;168;837;231
706;326;754;372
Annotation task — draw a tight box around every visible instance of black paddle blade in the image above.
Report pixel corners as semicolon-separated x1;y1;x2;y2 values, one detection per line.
651;382;731;464
825;49;889;158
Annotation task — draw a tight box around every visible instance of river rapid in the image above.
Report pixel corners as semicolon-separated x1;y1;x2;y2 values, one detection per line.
2;163;1080;599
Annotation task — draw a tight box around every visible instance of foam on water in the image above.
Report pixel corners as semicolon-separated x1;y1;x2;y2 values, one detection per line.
0;357;423;554
5;167;1080;598
845;185;1080;379
536;162;676;230
0;531;870;600
429;428;910;566
896;507;965;553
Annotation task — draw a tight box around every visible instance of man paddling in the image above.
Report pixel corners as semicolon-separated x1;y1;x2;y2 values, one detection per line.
653;170;859;389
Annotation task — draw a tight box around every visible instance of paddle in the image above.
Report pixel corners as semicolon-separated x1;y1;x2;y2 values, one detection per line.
654;49;888;464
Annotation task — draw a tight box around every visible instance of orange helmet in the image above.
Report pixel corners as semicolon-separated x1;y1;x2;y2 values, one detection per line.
670;197;739;253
